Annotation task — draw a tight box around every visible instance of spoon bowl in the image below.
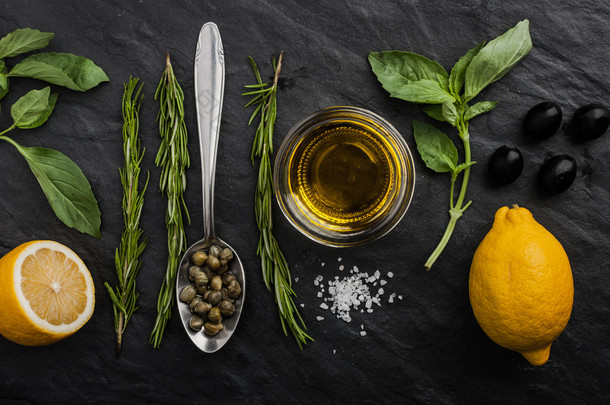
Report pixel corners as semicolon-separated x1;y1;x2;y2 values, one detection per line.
175;22;244;353
176;237;245;353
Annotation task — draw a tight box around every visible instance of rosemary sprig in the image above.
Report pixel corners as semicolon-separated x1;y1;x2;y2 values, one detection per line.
104;77;149;357
149;54;190;348
244;52;313;349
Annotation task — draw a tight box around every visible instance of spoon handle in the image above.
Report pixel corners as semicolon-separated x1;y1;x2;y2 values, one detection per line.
194;22;225;242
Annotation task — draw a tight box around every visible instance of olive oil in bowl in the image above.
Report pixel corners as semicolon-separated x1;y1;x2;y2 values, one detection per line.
275;106;415;247
292;125;394;229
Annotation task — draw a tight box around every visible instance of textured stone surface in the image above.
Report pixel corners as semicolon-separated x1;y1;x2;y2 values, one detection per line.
0;0;609;403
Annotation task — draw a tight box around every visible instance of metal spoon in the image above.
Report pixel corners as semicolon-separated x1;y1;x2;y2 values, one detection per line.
175;22;245;353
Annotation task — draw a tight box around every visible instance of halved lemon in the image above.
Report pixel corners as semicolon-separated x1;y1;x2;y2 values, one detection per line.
0;240;95;346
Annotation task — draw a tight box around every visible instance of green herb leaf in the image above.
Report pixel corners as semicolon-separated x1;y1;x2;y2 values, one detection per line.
13;142;101;238
0;60;8;100
392;79;455;104
9;52;109;91
448;42;485;98
441;101;459;127
464;20;532;101
19;93;58;129
11;87;52;128
368;51;448;96
412;119;458;173
464;101;498;121
0;75;8;101
456;161;476;174
0;28;54;59
422;104;447;123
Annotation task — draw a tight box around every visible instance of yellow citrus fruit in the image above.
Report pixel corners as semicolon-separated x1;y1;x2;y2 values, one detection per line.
469;206;573;366
0;240;95;346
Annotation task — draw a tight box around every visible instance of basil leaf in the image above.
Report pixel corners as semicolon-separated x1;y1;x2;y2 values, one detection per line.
13;143;101;238
464;20;532;101
9;52;109;91
412;119;458;173
11;87;51;128
0;60;8;100
392;80;455;104
441;101;459;127
423;104;447;123
464;101;498;121
456;161;476;174
369;51;448;96
0;28;54;59
19;93;58;129
449;42;485;98
0;74;8;101
436;73;450;92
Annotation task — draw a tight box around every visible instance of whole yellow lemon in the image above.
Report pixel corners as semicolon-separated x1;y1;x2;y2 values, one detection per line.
469;205;573;366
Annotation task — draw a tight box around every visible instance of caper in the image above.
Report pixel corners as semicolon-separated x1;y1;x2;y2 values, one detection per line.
188;265;202;281
196;284;207;295
179;285;197;303
227;279;242;300
203;290;212;301
202;266;214;281
191;251;208;267
210;276;222;291
189;315;204;331
209;245;222;257
207;255;221;271
221;287;229;301
195;301;212;315
220;247;234;262
219;300;236;317
207;290;222;306
222;273;235;286
220;258;227;267
217;264;229;276
208;307;222;324
204;322;223;336
189;297;203;313
194;271;209;287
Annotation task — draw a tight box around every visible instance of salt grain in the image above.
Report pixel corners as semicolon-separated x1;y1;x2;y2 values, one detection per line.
360;331;367;336
320;303;329;310
338;257;343;262
316;316;324;321
339;265;344;271
387;272;394;278
380;280;387;286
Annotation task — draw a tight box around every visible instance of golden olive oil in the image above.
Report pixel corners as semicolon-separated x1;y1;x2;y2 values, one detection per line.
288;121;398;231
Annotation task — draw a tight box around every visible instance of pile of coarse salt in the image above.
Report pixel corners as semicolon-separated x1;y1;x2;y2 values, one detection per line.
314;257;402;324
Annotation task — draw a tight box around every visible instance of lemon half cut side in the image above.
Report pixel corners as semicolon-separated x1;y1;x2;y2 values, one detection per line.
0;240;95;346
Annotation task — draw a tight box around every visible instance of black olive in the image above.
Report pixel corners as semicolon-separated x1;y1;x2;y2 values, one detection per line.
572;104;610;140
538;155;577;195
488;146;523;185
523;101;562;140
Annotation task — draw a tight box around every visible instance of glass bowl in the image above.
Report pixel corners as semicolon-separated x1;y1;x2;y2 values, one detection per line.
273;106;416;247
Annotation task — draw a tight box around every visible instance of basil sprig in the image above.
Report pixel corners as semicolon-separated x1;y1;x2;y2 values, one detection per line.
369;20;531;270
0;28;107;238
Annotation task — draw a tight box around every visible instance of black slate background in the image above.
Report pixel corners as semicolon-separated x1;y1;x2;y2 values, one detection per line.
1;0;609;403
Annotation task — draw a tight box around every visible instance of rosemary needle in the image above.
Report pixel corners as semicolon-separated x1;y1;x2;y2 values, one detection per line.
244;52;313;349
149;54;190;348
104;76;149;357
